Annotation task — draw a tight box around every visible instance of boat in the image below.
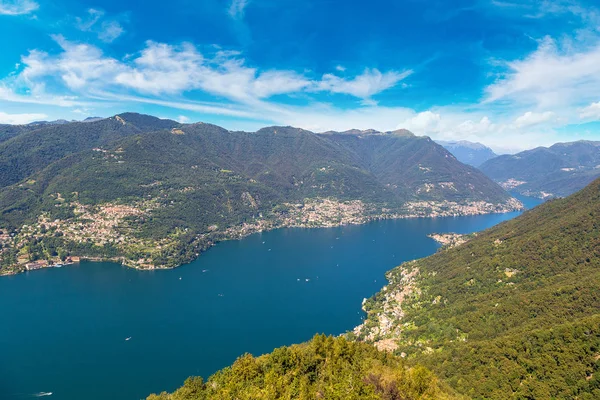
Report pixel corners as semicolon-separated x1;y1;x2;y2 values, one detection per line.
35;393;52;397
125;337;131;341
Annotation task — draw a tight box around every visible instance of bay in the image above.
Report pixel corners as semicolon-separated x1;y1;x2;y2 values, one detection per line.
0;194;542;400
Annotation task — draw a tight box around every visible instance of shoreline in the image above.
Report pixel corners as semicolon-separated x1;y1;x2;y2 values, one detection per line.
0;201;522;277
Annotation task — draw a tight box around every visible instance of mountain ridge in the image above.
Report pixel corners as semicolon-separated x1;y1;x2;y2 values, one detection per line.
0;113;519;275
480;140;600;198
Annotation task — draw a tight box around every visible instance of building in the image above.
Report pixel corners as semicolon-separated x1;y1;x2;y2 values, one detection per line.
25;260;49;271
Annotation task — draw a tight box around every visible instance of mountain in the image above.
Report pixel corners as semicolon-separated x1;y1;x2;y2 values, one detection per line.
354;177;600;399
28;119;72;126
480;140;600;198
0;113;519;274
436;140;497;167
147;335;462;400
0;113;179;189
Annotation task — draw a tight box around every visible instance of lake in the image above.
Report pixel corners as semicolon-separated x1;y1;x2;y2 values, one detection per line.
0;195;542;400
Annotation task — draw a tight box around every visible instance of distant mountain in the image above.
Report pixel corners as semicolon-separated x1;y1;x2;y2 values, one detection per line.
28;119;72;126
480;140;600;198
355;177;600;398
0;113;519;274
83;116;105;123
436;140;497;167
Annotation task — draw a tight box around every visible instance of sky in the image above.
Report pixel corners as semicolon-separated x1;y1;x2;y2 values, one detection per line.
1;0;600;152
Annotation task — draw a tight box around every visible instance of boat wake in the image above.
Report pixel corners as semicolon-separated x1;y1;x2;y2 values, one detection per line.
34;393;53;397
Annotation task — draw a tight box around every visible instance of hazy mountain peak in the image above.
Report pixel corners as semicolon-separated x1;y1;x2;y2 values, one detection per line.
436;140;497;167
387;128;415;137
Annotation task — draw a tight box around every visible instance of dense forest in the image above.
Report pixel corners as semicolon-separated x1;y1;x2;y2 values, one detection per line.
146;335;462;400
356;177;600;399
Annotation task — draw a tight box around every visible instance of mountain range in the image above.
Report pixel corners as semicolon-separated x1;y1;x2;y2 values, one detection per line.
0;113;519;274
479;140;600;198
436;140;498;167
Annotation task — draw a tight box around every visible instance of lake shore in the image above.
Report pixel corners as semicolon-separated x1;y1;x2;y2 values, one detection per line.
0;197;522;277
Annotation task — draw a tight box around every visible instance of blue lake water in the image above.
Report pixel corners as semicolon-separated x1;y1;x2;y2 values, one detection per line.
0;195;542;400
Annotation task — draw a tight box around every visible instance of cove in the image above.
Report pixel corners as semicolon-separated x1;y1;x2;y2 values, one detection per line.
0;195;542;400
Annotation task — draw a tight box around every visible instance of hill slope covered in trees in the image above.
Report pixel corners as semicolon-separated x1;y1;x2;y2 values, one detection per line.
147;335;462;400
354;177;600;399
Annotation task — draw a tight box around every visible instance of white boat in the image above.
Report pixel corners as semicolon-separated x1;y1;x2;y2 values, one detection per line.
125;337;131;341
35;393;52;397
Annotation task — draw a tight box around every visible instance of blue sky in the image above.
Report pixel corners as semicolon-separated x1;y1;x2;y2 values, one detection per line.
1;0;600;152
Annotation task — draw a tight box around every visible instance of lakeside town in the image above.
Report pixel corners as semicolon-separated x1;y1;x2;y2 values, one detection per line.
0;196;522;276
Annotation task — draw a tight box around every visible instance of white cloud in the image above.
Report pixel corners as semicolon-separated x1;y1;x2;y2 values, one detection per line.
401;111;442;132
514;111;555;128
9;37;406;105
19;35;125;91
315;68;412;99
335;65;346;72
0;111;46;124
228;0;249;19
485;36;600;109
580;101;600;119
177;115;190;123
0;0;38;15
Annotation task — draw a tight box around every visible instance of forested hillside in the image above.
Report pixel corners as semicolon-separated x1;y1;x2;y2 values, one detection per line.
147;335;462;400
0;113;179;188
0;113;519;274
355;177;600;399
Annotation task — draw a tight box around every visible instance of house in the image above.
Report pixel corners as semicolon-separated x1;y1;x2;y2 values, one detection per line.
25;260;49;271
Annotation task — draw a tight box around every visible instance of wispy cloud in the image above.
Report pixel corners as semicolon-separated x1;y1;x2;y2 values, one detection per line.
75;8;103;31
484;36;600;110
0;111;46;124
314;69;412;99
228;0;249;19
75;8;125;42
0;0;38;15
